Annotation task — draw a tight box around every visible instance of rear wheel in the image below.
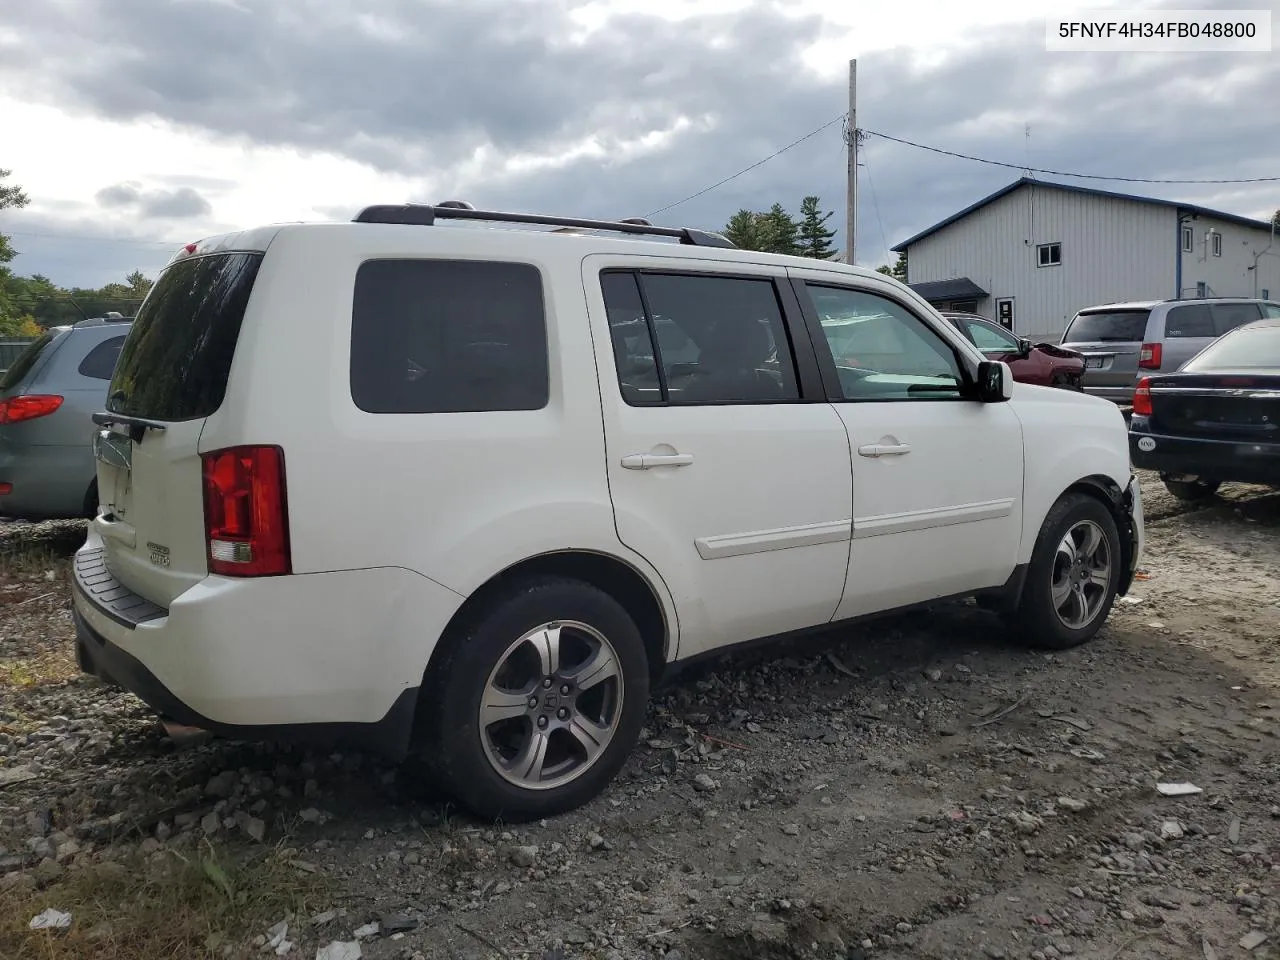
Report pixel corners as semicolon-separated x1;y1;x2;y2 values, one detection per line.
424;577;649;822
1160;476;1220;502
1010;492;1121;650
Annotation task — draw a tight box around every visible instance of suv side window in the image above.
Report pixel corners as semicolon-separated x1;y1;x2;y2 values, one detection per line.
1264;303;1280;319
807;286;965;400
601;270;800;405
1163;303;1214;338
77;335;127;380
1210;302;1261;335
350;259;548;414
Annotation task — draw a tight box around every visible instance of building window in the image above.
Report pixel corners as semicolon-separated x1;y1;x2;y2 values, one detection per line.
1181;225;1193;253
1263;288;1270;300
1036;242;1061;267
1211;233;1222;257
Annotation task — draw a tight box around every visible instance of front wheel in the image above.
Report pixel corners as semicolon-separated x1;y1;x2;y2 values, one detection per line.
1160;476;1220;502
1010;493;1122;650
424;577;650;822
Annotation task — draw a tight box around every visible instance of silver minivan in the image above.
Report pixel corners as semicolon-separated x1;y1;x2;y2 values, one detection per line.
1062;298;1280;404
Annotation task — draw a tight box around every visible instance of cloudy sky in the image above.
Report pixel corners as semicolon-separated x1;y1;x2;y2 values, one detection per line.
1;0;1277;289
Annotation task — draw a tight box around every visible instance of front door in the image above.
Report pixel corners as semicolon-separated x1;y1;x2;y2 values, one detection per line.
583;256;854;659
996;298;1015;331
788;271;1025;619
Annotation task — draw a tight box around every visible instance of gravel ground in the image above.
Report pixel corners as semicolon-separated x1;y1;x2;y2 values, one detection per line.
1;473;1278;960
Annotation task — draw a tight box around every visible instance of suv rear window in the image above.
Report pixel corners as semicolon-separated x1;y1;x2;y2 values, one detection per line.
1062;310;1151;343
0;330;60;391
108;252;263;421
350;259;548;414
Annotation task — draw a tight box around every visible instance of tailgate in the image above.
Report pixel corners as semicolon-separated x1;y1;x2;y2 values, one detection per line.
92;250;264;607
1068;340;1141;386
1061;308;1152;386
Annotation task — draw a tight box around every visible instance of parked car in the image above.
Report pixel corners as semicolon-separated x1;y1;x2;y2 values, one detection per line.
1129;317;1280;501
0;315;132;519
73;205;1144;822
1061;298;1280;405
940;311;1085;390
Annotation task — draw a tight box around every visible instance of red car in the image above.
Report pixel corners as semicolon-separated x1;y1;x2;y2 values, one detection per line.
941;312;1085;390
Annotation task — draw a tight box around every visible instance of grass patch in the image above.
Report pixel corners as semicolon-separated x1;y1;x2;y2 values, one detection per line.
0;650;79;690
0;840;330;960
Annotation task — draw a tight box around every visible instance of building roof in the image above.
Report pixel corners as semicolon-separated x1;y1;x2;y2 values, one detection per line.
891;177;1278;252
909;277;989;302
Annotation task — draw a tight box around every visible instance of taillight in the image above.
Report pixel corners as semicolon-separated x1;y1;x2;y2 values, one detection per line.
1138;342;1162;369
1133;377;1153;416
201;445;290;577
0;395;63;424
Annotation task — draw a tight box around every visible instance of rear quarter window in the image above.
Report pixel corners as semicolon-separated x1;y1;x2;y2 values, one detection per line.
1062;310;1151;343
1163;303;1214;338
108;252;263;421
350;259;549;414
1210;302;1262;335
77;335;128;381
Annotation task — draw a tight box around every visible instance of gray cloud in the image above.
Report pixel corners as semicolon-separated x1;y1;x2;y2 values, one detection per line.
4;0;1278;287
94;181;213;219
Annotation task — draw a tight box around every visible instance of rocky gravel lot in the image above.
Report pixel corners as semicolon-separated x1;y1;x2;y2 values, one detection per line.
1;473;1278;960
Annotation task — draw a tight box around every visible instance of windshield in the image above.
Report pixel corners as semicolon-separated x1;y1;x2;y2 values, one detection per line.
1183;323;1280;371
1062;309;1151;343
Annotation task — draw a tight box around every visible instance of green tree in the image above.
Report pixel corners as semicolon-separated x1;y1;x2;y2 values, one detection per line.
0;168;32;323
757;202;798;255
1273;209;1279;229
876;250;908;283
723;209;763;251
795;196;837;260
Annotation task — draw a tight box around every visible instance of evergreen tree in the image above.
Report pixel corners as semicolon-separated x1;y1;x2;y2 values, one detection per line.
757;203;798;255
795;196;837;259
723;209;763;251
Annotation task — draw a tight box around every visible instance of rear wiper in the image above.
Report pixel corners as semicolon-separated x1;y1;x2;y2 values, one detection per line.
92;411;167;443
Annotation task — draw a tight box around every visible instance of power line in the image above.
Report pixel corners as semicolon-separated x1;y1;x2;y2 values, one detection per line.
644;113;847;218
862;129;1280;184
858;151;891;267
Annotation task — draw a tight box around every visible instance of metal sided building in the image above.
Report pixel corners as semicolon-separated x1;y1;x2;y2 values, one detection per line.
892;178;1280;342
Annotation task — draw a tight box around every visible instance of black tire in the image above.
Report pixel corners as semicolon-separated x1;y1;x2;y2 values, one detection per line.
423;577;649;822
1161;476;1220;502
1010;492;1122;650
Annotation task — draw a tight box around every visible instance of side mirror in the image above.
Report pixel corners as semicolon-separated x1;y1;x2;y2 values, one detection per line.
976;360;1014;402
1017;337;1033;357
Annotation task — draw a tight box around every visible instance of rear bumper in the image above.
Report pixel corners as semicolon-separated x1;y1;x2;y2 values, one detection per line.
71;534;466;760
1083;384;1136;404
1129;419;1280;486
0;441;93;519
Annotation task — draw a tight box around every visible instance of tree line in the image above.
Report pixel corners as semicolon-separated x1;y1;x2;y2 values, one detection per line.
1;168;154;337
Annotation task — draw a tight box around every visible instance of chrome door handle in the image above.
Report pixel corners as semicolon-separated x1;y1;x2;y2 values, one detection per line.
621;453;694;470
857;443;911;458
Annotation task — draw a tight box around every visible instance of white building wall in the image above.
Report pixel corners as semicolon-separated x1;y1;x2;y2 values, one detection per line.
906;184;1175;340
1178;214;1280;302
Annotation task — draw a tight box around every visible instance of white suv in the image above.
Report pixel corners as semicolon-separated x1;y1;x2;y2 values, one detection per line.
72;203;1144;821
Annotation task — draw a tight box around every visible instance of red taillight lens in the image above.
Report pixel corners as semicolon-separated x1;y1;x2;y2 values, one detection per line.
1138;342;1162;369
1132;377;1153;416
201;445;290;577
0;395;64;424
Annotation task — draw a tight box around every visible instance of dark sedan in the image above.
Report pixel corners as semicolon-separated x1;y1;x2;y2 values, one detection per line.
1129;318;1280;501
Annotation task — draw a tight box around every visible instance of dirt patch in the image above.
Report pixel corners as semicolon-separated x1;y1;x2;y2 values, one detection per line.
1;483;1278;960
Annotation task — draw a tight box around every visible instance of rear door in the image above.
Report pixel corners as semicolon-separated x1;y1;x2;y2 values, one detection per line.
1060;308;1152;394
93;250;263;606
585;256;853;659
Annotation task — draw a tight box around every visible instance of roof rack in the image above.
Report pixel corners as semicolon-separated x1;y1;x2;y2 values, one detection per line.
76;313;133;326
351;202;736;249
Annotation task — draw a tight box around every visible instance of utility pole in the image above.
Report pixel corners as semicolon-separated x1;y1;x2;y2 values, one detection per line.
846;58;857;265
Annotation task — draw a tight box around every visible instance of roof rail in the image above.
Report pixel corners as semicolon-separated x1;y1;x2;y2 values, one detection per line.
351;203;736;249
76;313;134;327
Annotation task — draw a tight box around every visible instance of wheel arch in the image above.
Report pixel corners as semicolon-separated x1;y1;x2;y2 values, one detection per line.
424;549;673;692
1009;473;1136;609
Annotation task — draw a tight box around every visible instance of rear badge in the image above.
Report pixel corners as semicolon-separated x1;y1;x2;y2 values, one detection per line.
147;542;171;568
1136;437;1156;452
